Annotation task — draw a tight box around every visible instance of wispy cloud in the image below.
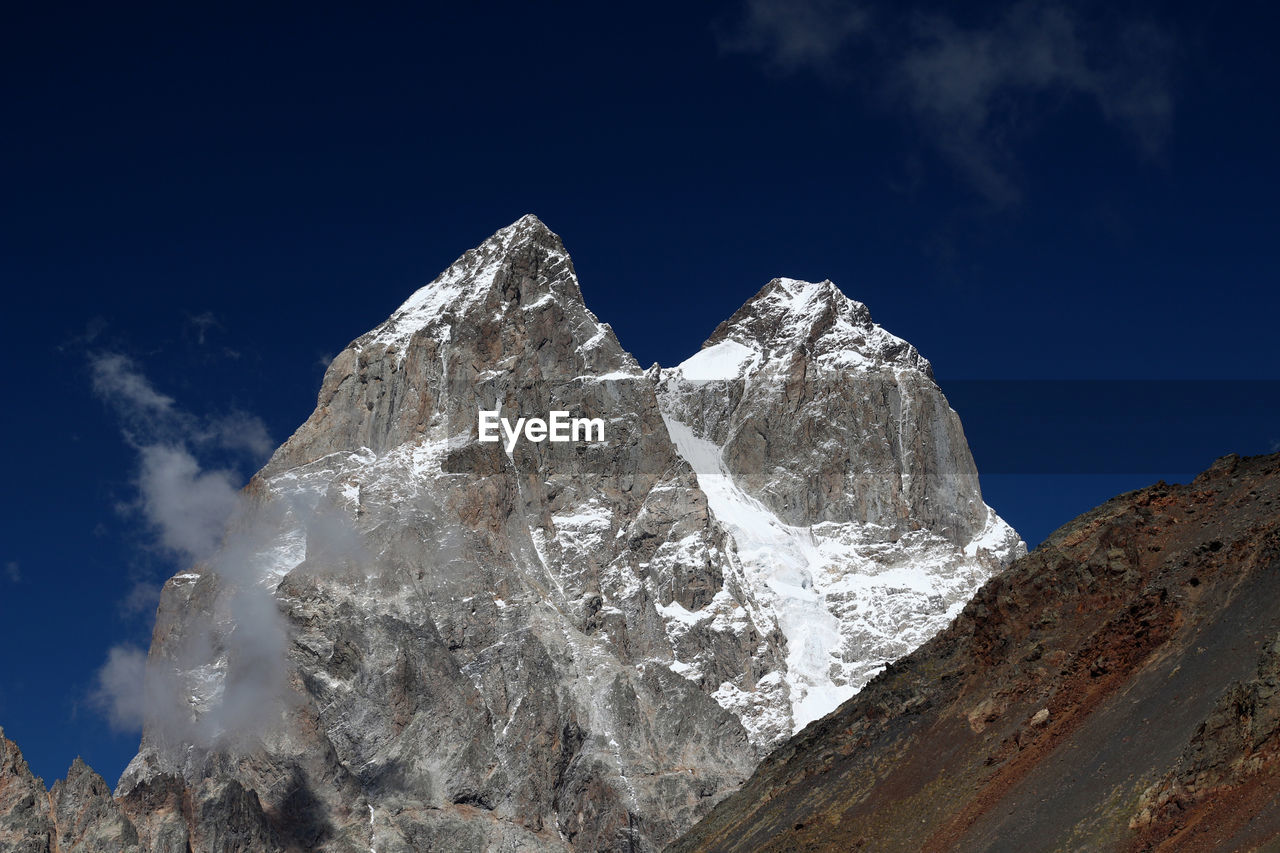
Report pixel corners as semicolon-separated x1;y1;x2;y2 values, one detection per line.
184;311;241;359
717;0;870;74
91;645;149;733
89;352;274;461
87;353;272;741
199;412;276;460
185;311;221;346
4;561;19;583
136;445;243;559
87;352;362;755
91;353;175;419
893;3;1174;204
718;0;1176;204
120;580;163;617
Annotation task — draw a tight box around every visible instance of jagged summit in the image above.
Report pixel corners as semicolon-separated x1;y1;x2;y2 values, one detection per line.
676;277;929;381
264;214;638;471
655;271;1021;735
0;729;140;851
510;211;550;230
714;277;866;335
362;213;579;357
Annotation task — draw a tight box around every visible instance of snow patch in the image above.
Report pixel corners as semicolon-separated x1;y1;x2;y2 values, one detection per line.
675;340;759;381
662;414;850;732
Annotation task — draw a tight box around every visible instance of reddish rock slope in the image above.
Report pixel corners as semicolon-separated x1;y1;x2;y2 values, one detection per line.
673;453;1280;853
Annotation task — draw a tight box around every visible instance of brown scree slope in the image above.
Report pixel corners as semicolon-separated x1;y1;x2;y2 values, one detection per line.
671;452;1280;853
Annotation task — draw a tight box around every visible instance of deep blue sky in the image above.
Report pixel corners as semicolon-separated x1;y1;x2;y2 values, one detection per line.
2;1;1277;786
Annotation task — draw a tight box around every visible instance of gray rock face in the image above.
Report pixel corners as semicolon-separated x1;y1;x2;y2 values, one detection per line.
670;277;985;539
0;728;54;853
117;215;779;853
7;216;1021;852
50;757;142;852
0;730;141;853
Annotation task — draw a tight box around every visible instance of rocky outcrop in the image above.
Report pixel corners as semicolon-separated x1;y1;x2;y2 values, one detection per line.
0;728;54;853
0;730;142;853
49;757;142;852
4;216;1018;851
671;452;1280;853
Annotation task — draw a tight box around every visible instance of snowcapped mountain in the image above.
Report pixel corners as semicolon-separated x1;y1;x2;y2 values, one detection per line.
657;276;1024;737
0;216;1022;853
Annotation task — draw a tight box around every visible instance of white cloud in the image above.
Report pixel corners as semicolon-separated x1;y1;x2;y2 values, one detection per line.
137;445;242;561
4;561;18;583
90;353;175;419
120;580;162;616
89;351;274;463
91;645;149;733
88;354;363;749
89;354;283;741
200;412;276;460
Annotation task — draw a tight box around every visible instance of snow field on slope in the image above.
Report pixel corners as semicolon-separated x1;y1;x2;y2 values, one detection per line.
661;414;853;732
676;340;760;381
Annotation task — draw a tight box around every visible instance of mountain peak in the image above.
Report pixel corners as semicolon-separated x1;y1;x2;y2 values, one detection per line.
465;212;566;270
263;213;639;470
488;212;559;249
762;276;857;306
509;211;551;231
710;277;872;343
20;219;1024;852
361;214;573;356
683;277;929;379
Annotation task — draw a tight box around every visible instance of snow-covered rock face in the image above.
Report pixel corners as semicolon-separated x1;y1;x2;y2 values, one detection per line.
114;217;1021;853
657;276;1024;733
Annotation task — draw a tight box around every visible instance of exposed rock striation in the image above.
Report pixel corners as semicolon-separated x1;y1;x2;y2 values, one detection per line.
672;452;1280;853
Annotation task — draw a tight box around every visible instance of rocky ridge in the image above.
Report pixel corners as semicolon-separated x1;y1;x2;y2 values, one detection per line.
0;730;140;853
1;216;1018;852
